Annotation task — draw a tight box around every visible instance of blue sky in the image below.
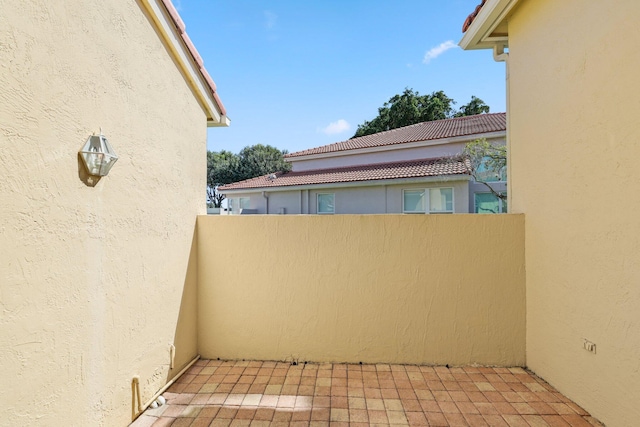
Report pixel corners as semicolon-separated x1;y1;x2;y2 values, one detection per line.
175;1;505;154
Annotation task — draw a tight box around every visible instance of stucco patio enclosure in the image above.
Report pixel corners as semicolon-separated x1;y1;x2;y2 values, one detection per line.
196;214;525;366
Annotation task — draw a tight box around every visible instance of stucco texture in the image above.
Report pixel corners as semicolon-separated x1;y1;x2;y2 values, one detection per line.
508;0;640;425
0;1;206;425
197;215;525;366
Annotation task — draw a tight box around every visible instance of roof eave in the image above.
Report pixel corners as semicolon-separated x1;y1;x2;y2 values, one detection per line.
459;0;520;51
208;115;231;127
141;0;229;127
219;174;471;194
285;130;506;163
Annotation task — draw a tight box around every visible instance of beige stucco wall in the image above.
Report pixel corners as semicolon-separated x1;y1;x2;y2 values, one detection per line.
508;0;640;425
197;215;525;366
0;1;206;425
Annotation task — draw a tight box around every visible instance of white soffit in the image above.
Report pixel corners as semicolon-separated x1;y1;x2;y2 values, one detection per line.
459;0;520;50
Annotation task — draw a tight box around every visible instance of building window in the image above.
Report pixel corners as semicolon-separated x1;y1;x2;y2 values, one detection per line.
403;190;426;213
317;193;335;214
475;156;507;182
474;192;507;213
403;188;454;214
239;197;250;210
429;188;453;213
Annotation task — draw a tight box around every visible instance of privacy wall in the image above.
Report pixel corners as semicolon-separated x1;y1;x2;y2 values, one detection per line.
0;1;205;425
198;215;525;366
508;0;640;425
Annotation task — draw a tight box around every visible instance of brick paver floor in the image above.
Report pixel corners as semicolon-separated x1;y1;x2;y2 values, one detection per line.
131;359;603;427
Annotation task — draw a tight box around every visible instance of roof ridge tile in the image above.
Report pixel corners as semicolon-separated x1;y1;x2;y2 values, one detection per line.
286;113;505;158
219;157;468;191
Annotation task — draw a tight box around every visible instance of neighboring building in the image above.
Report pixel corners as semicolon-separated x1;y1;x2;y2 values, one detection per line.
0;1;227;426
219;113;506;214
461;0;640;426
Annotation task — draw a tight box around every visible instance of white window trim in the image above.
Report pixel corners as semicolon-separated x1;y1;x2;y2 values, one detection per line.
428;187;455;214
316;193;335;214
402;187;455;214
402;189;426;214
474;192;507;214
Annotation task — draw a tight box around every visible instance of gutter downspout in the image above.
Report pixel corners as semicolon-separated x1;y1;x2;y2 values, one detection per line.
493;43;511;209
262;191;269;214
493;43;509;62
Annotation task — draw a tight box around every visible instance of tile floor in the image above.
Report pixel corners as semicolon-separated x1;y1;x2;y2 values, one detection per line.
132;359;603;427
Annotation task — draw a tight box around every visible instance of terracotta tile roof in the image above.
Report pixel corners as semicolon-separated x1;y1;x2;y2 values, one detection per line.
286;113;505;158
160;0;226;116
462;0;487;33
218;157;469;191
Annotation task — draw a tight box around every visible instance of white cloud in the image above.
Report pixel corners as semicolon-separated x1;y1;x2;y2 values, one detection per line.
264;11;277;30
320;119;351;135
423;40;458;64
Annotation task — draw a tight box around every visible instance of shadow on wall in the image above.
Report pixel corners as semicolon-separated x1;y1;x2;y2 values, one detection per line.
130;207;199;422
168;226;199;379
77;153;101;187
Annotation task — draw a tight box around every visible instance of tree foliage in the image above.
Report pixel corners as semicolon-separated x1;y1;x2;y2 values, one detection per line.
207;150;239;207
236;144;291;180
459;139;507;201
353;88;490;138
454;96;491;118
207;150;239;187
206;144;291;206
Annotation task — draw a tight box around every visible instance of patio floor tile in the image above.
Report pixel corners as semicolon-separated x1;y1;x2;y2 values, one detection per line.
135;360;601;426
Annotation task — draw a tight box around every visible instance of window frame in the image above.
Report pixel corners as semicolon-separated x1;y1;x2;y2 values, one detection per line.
402;189;427;214
474;192;507;214
316;193;335;214
427;187;455;214
402;187;454;214
475;155;507;183
239;197;250;210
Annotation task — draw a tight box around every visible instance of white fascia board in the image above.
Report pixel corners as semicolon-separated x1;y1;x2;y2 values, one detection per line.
209;116;231;127
140;0;228;126
220;175;471;195
459;0;520;50
285;131;506;164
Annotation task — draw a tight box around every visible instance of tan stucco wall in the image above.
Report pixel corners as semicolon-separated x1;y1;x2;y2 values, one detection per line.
0;1;206;425
198;215;525;366
508;1;640;425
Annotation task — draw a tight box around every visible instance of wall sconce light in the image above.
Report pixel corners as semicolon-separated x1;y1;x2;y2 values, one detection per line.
79;130;118;176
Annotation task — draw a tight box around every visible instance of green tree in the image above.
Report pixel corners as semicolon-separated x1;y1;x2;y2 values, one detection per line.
454;95;491;117
206;145;291;206
353;89;490;138
207;150;239;207
438;139;506;212
456;138;507;203
353;88;456;137
208;150;239;186
236;144;291;180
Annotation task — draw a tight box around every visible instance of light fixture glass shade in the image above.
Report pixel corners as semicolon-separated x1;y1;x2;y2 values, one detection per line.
79;133;118;176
